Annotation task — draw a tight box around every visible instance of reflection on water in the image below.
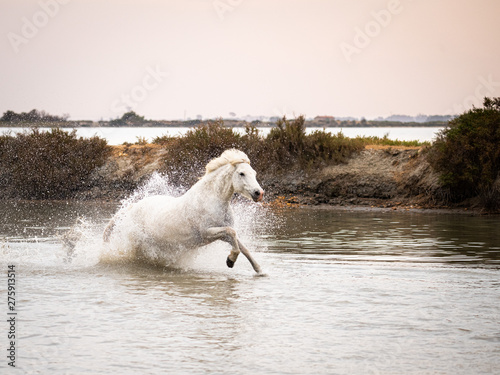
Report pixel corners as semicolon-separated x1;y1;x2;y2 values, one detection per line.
1;202;499;374
265;208;500;266
0;200;117;241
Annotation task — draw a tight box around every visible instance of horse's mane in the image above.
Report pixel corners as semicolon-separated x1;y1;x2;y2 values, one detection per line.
205;149;250;175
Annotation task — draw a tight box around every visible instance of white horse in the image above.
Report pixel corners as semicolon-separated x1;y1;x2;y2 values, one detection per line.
103;149;264;273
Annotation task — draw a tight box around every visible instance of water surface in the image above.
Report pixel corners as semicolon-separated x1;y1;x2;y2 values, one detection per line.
1;126;442;144
1;202;499;374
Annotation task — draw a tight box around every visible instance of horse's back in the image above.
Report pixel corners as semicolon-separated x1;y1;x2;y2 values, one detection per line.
129;195;181;226
128;194;200;244
133;194;177;212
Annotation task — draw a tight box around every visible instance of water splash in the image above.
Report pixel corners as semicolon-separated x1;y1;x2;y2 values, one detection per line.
119;172;184;208
70;172;274;271
1;172;274;273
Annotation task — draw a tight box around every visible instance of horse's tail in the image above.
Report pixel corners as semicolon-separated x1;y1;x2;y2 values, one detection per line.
103;216;116;242
59;217;87;262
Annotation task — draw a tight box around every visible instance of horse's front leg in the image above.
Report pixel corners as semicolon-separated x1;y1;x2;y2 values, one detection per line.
202;227;241;268
237;239;262;274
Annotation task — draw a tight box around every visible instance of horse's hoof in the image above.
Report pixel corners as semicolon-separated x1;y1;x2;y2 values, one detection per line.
226;257;235;268
254;272;268;278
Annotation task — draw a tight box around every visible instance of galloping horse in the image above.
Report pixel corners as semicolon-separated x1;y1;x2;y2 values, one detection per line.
103;149;264;273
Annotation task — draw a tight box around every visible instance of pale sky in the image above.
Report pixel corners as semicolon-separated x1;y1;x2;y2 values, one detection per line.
1;0;499;121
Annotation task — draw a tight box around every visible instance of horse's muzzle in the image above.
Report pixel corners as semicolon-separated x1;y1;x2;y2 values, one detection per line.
253;190;264;202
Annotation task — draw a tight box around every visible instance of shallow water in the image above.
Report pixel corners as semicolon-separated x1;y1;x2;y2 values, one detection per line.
1;201;499;374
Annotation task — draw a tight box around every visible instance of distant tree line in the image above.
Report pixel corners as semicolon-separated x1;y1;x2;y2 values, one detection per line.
311;116;450;128
0;109;451;128
0;109;69;123
108;111;209;127
109;111;146;126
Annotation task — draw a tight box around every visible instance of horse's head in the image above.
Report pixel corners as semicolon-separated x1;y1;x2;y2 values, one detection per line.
232;162;264;202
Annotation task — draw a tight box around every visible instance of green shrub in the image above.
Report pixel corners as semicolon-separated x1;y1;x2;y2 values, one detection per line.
135;136;149;145
265;116;364;167
428;97;500;208
152;134;174;145
0;128;110;199
159;116;365;186
305;130;365;165
160;119;245;187
266;116;307;163
355;134;429;147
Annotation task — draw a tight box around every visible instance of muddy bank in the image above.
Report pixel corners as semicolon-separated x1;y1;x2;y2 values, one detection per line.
71;144;467;211
76;144;168;200
265;146;447;209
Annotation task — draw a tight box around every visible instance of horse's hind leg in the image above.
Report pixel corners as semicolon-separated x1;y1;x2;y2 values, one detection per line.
103;217;116;242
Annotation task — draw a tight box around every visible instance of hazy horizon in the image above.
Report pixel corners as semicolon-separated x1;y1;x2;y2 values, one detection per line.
1;0;499;121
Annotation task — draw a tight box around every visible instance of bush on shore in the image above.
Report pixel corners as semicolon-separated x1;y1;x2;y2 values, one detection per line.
355;134;429;147
428;97;500;209
0;118;444;204
154;119;246;187
0;128;110;199
154;116;365;187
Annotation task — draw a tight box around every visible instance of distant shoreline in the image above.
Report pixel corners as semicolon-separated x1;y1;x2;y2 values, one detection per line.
0;119;447;128
0;109;451;128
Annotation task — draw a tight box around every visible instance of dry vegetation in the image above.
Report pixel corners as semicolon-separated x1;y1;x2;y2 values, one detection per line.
0;105;498;212
0;128;110;199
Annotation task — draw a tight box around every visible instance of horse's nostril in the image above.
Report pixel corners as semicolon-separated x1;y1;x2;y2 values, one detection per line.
254;190;261;197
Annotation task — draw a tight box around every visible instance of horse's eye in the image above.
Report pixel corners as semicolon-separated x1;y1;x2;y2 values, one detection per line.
239;172;245;177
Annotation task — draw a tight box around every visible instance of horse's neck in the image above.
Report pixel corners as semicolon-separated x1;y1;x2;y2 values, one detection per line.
187;165;234;207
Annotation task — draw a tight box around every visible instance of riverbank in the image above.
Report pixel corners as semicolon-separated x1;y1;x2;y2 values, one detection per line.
0;127;495;213
69;143;491;213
